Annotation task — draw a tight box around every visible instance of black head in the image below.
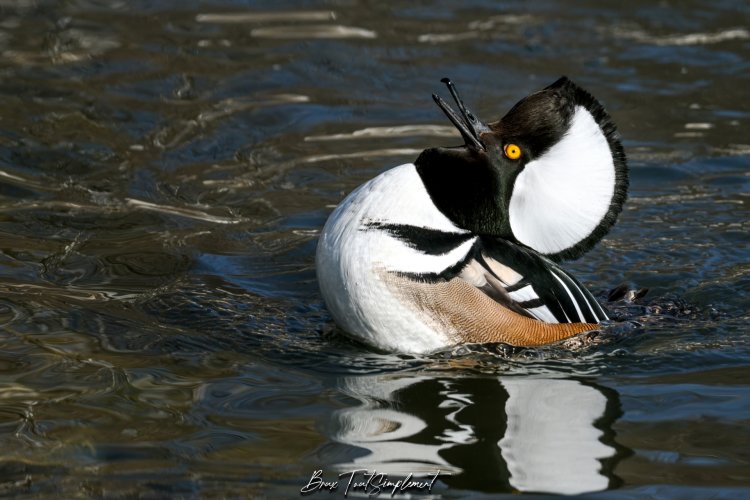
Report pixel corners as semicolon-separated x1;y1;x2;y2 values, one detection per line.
415;77;628;261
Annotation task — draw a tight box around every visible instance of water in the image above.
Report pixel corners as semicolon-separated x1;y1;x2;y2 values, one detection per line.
0;0;748;497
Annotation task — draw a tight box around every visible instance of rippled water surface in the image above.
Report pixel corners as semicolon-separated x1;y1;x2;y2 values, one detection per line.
0;0;748;497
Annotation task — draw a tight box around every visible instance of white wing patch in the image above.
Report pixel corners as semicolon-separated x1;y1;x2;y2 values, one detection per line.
482;254;523;285
527;305;558;323
508;284;537;303
508;106;616;255
459;259;489;288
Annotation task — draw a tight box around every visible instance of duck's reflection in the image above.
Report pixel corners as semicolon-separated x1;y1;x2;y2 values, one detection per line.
330;375;626;495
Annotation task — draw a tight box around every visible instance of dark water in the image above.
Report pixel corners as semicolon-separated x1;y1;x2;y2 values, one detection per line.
0;0;748;497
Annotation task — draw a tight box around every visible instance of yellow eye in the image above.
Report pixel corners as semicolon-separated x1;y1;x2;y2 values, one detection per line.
504;143;522;160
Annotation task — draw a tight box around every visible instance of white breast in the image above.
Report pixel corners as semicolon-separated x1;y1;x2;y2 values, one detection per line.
316;163;471;352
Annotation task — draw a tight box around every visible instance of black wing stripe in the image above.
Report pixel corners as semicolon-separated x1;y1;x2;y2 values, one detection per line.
552;265;609;322
577;282;607;321
518;298;545;309
576;281;609;322
548;270;587;322
372;229;609;325
587;286;609;320
474;253;503;282
476;256;564;321
539;294;570;323
549;267;603;323
363;222;473;256
504;281;531;293
476;282;535;319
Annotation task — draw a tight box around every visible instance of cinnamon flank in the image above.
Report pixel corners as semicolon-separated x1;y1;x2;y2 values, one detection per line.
388;275;598;346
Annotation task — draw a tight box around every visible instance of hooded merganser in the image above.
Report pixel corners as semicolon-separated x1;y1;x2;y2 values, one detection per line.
316;77;628;354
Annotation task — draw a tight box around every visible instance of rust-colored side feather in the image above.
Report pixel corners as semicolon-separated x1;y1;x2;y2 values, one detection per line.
386;274;598;346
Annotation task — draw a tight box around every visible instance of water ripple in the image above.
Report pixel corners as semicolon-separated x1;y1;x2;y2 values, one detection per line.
250;25;377;40
305;125;458;141
196;11;336;24
614;26;750;46
125;199;245;225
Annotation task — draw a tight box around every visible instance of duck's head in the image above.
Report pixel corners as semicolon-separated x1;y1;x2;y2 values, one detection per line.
415;77;628;261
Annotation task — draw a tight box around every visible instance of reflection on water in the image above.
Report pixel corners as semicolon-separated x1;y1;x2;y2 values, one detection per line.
500;378;621;494
331;374;626;494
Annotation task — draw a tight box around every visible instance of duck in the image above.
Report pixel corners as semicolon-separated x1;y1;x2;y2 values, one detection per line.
316;77;628;354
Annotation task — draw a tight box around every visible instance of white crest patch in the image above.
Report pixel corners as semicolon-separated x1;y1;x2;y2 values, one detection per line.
508;106;615;255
